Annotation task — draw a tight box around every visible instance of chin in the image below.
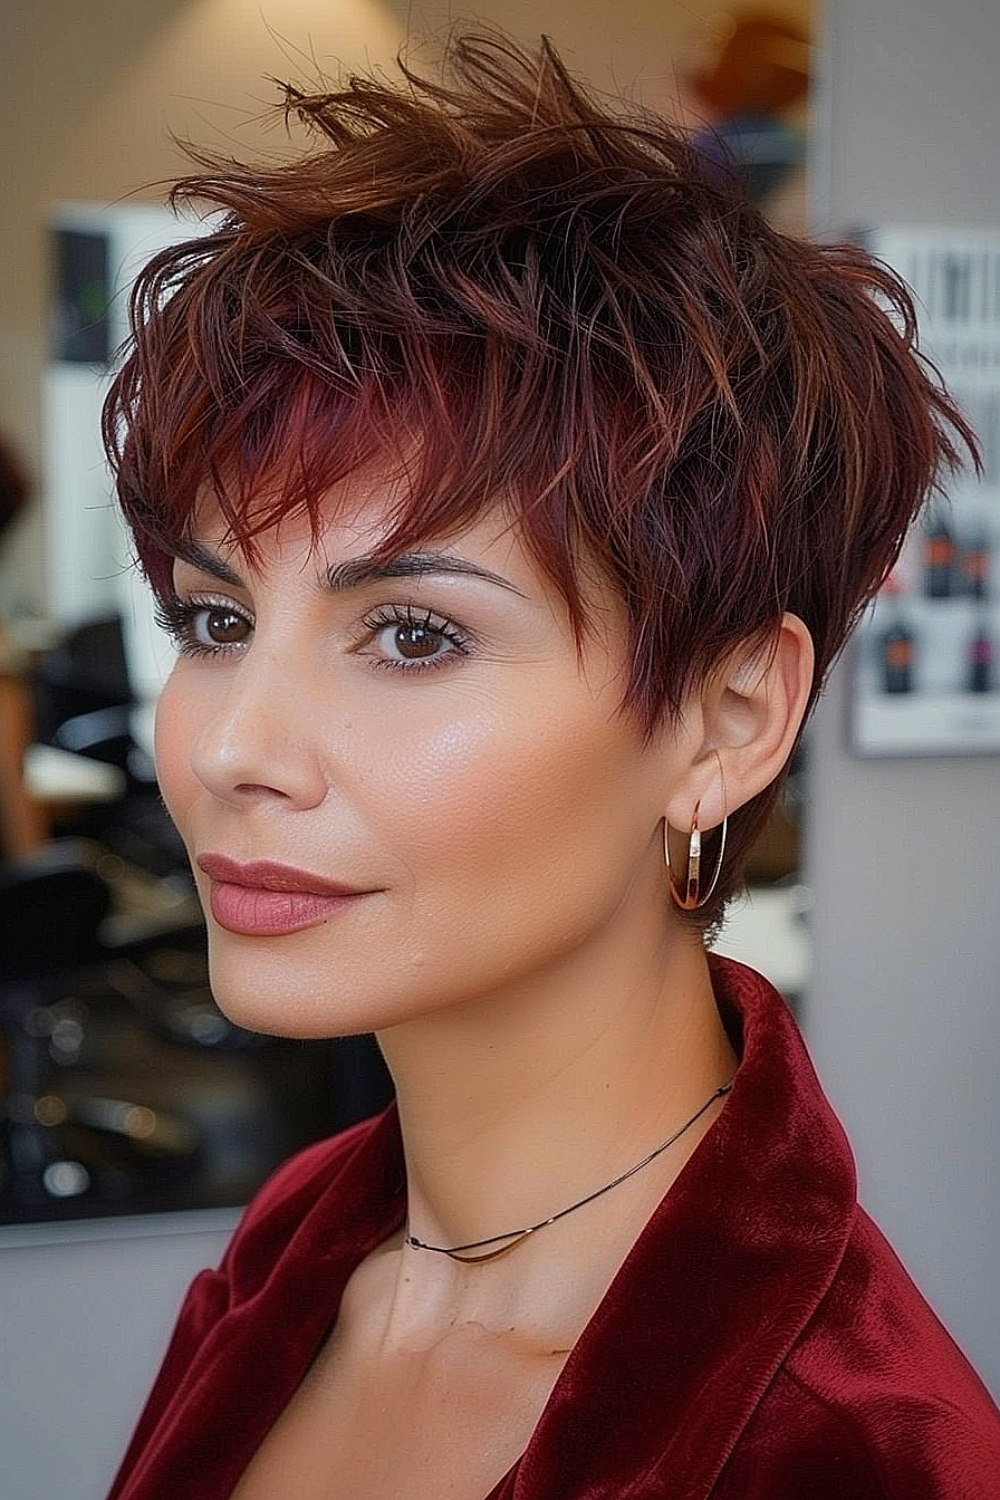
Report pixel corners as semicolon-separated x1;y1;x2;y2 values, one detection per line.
202;928;437;1040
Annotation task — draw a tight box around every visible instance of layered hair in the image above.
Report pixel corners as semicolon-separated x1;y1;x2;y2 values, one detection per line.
103;33;978;926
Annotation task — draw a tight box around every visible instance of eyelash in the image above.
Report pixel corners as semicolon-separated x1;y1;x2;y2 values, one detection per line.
155;595;474;675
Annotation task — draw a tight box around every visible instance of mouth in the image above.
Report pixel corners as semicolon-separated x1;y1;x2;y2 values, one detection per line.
196;854;375;936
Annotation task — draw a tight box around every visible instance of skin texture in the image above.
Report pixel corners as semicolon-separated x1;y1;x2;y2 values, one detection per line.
155;466;814;1499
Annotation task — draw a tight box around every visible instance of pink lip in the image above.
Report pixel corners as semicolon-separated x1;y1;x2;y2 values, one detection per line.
196;854;375;937
197;854;369;896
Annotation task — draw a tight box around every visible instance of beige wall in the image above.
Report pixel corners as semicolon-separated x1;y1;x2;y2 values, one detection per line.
0;0;811;612
803;0;1000;1402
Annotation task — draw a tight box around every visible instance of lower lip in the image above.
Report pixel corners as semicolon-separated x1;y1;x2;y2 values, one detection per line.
208;881;369;936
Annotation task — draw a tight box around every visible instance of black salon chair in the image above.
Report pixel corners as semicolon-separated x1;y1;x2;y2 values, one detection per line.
0;843;200;1217
30;612;188;877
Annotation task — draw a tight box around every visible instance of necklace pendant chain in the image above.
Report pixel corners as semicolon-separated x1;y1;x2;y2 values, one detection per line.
403;1080;733;1263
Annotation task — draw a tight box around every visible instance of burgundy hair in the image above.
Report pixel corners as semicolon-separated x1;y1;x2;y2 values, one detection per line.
102;32;978;927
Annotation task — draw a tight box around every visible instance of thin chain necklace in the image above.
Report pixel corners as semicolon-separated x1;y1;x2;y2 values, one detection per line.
403;1080;733;1264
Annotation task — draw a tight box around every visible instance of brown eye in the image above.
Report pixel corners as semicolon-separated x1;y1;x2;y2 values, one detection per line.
359;603;471;674
182;603;253;650
392;622;441;660
156;595;255;656
203;607;249;644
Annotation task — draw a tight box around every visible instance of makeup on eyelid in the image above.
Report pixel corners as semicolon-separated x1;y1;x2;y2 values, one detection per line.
157;591;477;672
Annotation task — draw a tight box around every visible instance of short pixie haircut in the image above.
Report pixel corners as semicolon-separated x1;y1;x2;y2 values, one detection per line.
104;33;977;928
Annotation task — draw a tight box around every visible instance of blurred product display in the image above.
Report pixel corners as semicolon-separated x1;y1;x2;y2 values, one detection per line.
851;227;1000;756
967;615;994;694
923;509;958;599
877;578;917;696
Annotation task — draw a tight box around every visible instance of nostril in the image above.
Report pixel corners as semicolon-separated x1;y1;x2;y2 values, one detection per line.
232;782;295;799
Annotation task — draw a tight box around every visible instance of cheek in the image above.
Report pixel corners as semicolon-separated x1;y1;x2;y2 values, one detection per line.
352;686;655;941
153;669;199;834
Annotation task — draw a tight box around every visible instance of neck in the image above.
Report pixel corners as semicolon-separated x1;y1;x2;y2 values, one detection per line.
376;881;736;1296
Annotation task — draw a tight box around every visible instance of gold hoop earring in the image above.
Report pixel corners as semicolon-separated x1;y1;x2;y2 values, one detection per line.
664;756;728;912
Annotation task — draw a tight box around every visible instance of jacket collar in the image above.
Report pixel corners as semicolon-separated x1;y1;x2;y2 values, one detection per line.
291;957;858;1499
508;955;858;1498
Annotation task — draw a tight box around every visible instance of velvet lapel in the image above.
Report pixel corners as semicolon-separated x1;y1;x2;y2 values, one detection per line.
500;957;858;1500
117;1106;408;1500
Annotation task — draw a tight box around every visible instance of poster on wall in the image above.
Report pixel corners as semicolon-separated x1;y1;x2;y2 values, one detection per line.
851;226;1000;756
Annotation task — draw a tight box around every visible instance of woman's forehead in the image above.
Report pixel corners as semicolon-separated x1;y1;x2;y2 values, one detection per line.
186;481;525;575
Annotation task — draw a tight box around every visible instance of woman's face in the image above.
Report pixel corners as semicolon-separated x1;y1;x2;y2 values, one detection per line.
154;471;689;1038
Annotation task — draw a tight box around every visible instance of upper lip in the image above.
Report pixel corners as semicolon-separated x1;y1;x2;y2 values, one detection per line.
196;853;371;896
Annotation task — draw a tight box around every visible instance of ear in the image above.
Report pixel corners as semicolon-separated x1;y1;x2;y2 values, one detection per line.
663;613;815;833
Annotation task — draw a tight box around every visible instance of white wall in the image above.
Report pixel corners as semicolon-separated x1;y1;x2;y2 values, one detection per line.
804;0;1000;1400
0;1212;238;1500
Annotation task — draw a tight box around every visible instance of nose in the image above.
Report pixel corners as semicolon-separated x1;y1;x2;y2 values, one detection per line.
189;651;328;811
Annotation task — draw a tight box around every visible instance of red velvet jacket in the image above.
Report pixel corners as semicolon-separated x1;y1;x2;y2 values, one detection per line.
106;957;1000;1499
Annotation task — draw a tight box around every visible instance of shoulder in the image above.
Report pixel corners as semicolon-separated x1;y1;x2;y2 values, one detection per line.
721;1207;1000;1498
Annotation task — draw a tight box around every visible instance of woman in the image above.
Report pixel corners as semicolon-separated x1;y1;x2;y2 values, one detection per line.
103;34;1000;1499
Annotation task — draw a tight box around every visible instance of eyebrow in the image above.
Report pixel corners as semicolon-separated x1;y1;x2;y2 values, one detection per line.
172;539;245;588
173;540;527;598
326;550;527;598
